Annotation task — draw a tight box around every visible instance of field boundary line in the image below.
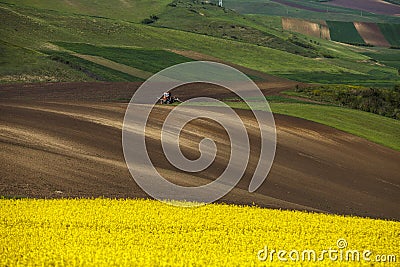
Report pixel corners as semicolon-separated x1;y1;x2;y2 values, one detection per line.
72;53;153;79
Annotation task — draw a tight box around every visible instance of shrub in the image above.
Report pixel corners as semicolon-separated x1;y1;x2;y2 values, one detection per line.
294;85;400;120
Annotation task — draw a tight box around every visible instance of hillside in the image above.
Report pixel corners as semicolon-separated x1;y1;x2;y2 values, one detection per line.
225;0;400;48
0;0;172;22
225;0;400;23
281;17;400;47
1;0;399;86
323;0;400;17
1;5;400;263
1;99;399;219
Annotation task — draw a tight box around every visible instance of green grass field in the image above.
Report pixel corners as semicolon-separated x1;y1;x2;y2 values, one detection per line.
49;41;385;86
1;1;399;86
54;43;193;73
46;51;144;82
152;1;323;58
0;0;172;22
283;57;399;87
362;47;400;69
0;3;342;82
378;23;400;47
326;21;365;45
0;41;91;83
225;101;400;151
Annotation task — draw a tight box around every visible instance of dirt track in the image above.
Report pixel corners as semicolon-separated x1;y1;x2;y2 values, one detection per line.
1;96;399;220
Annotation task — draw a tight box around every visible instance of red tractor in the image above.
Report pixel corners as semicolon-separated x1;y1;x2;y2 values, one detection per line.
159;91;181;104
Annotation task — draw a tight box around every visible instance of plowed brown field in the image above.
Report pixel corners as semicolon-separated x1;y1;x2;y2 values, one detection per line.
1;82;399;220
354;22;391;47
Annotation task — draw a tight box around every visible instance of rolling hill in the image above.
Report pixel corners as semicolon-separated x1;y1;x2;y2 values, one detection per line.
1;0;399;86
1;98;399;219
1;1;400;266
323;0;400;17
281;17;400;47
225;0;400;23
0;0;172;22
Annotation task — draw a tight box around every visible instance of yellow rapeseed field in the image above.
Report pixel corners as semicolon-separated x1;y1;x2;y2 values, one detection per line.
0;199;398;266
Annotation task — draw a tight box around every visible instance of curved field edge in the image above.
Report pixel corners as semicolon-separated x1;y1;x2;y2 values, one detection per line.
0;199;398;266
225;102;400;151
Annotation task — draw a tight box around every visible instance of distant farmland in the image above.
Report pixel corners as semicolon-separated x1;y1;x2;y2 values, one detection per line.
378;23;400;46
281;17;330;40
354;22;391;47
327;21;366;45
324;0;400;16
282;17;400;47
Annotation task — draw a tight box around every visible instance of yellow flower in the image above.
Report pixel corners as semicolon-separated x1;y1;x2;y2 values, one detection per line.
0;199;398;266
